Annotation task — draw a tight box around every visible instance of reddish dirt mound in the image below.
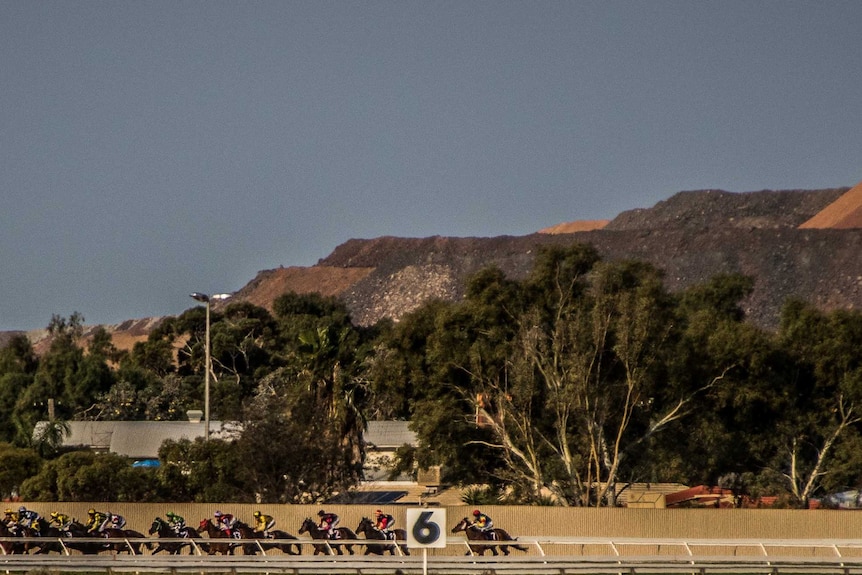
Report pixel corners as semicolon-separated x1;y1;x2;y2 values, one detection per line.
233;265;375;311
538;220;610;234
800;180;862;229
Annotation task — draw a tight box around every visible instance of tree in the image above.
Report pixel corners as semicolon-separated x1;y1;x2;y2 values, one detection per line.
402;246;738;505
644;274;776;495
771;301;862;507
158;438;248;502
238;368;363;503
275;293;371;479
0;443;41;499
474;256;698;505
19;450;157;502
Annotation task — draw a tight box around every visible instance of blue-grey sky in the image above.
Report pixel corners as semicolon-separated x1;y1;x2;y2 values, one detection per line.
2;1;861;332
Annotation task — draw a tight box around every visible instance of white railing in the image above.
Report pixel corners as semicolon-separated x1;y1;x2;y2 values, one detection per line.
4;536;862;574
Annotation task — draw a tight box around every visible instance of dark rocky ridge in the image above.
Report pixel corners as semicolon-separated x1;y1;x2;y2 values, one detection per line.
313;187;858;329
7;186;861;350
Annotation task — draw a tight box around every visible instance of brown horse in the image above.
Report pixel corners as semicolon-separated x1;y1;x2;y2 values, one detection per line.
298;517;357;555
99;527;150;554
450;517;528;556
223;520;266;556
197;519;235;555
60;521;104;555
0;521;25;554
23;519;67;555
355;517;409;556
230;520;302;555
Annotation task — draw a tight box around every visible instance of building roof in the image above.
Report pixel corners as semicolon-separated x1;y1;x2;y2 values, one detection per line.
363;420;417;450
35;419;416;459
33;420;240;459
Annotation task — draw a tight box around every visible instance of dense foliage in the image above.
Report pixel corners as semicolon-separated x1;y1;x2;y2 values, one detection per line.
2;244;862;507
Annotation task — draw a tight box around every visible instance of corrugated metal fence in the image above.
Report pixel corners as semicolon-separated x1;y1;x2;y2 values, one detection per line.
13;502;862;547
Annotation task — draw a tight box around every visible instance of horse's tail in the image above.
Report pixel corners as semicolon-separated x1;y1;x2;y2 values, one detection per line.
508;536;529;552
498;529;529;552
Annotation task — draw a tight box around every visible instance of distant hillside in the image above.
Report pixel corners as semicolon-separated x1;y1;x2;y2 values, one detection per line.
233;184;860;330
8;182;862;351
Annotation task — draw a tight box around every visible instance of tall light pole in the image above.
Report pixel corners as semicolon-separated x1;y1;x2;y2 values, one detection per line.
190;292;231;441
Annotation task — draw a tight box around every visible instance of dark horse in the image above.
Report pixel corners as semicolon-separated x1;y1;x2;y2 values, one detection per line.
0;521;25;554
450;517;528;556
24;518;68;555
58;521;104;555
197;519;235;555
149;517;200;555
230;520;302;555
355;517;409;556
298;517;357;556
99;527;150;554
225;520;267;556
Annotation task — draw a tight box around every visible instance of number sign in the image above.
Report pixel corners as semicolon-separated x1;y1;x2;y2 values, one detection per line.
406;508;447;548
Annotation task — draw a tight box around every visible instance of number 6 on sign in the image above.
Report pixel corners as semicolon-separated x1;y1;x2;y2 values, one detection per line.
406;508;447;548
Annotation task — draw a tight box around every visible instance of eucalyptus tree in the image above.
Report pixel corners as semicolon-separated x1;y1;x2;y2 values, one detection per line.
404;245;742;505
772;301;862;507
0;334;38;441
645;274;777;495
12;313;118;444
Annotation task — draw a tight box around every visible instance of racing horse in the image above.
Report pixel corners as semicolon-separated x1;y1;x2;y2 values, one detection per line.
99;527;150;554
197;519;235;555
0;520;25;554
355;517;409;556
450;517;528;556
149;517;200;555
23;518;67;555
222;520;266;556
59;521;105;555
230;519;302;555
298;517;357;555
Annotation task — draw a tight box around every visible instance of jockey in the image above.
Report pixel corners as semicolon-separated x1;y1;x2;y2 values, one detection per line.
471;509;495;539
214;511;237;537
317;509;340;539
85;509;109;533
373;509;395;536
166;512;186;536
49;511;74;531
3;509;20;533
252;510;275;537
103;512;126;531
18;506;43;535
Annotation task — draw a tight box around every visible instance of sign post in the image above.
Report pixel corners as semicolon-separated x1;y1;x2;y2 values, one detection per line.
406;508;447;575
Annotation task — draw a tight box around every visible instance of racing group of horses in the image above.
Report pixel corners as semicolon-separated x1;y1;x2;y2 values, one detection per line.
0;515;527;557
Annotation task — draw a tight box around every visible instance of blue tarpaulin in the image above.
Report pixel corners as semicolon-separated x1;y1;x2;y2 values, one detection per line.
132;459;160;468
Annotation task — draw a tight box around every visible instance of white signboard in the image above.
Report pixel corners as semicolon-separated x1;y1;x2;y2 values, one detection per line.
406;508;447;548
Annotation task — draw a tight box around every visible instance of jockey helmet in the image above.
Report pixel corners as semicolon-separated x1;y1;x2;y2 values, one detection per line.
88;509;96;515
18;506;26;514
253;511;261;517
51;512;59;518
166;512;175;519
214;511;222;517
472;509;481;516
4;509;11;514
317;510;326;517
375;509;382;516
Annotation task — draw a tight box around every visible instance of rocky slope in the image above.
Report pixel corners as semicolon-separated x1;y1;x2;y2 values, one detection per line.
233;185;860;330
6;183;862;351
